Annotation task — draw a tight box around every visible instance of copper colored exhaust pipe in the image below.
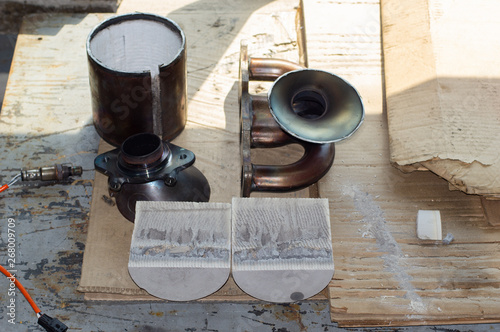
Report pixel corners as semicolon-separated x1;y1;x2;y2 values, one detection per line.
240;41;338;197
239;41;364;197
249;95;336;191
251;143;335;193
248;58;303;81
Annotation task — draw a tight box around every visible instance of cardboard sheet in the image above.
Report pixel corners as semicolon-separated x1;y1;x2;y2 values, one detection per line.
78;2;316;300
382;0;500;196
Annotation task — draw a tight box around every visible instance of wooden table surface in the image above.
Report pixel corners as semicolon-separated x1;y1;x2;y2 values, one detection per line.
1;0;500;330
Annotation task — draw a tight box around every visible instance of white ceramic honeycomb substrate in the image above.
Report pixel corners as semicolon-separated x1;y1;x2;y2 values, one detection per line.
231;197;335;303
128;201;231;301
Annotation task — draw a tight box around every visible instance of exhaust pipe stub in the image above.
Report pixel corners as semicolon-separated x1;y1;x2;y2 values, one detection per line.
95;133;210;222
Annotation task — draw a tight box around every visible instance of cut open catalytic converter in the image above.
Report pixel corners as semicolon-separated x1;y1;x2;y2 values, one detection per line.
87;13;187;147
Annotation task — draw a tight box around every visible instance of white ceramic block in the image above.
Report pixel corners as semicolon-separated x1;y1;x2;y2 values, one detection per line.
128;201;231;301
417;210;442;240
232;197;335;303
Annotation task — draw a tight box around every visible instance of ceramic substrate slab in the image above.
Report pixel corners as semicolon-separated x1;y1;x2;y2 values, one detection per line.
128;201;231;301
231;197;335;303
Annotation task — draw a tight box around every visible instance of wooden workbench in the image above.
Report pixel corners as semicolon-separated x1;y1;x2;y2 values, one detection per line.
1;0;500;329
304;0;500;326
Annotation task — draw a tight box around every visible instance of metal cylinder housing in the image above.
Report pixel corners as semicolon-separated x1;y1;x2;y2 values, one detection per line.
87;13;187;147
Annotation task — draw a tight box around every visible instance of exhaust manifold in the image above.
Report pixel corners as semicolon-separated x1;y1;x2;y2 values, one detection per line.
239;41;364;197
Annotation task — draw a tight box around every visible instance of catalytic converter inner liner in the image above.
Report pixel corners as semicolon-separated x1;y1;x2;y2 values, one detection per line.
87;13;187;146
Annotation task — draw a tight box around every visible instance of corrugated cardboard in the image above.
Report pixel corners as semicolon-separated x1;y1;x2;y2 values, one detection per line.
382;0;500;196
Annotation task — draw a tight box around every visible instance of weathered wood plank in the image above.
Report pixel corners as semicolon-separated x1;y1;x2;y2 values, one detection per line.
303;0;500;326
0;12;103;330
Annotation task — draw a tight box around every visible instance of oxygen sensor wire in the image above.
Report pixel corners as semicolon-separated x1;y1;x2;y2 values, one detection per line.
0;164;80;331
0;264;41;315
0;173;21;193
0;214;68;331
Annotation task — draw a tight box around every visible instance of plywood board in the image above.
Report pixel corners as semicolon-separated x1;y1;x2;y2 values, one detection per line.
302;0;500;326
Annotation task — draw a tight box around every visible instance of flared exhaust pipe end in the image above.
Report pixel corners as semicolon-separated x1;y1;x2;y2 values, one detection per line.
239;41;364;197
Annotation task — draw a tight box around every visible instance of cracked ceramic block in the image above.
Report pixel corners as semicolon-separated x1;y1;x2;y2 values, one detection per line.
128;201;231;301
232;197;335;303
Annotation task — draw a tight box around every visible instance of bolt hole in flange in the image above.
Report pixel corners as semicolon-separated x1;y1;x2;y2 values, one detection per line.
291;90;327;120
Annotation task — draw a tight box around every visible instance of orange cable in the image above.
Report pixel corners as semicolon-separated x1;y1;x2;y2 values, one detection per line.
0;179;41;315
0;265;41;314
